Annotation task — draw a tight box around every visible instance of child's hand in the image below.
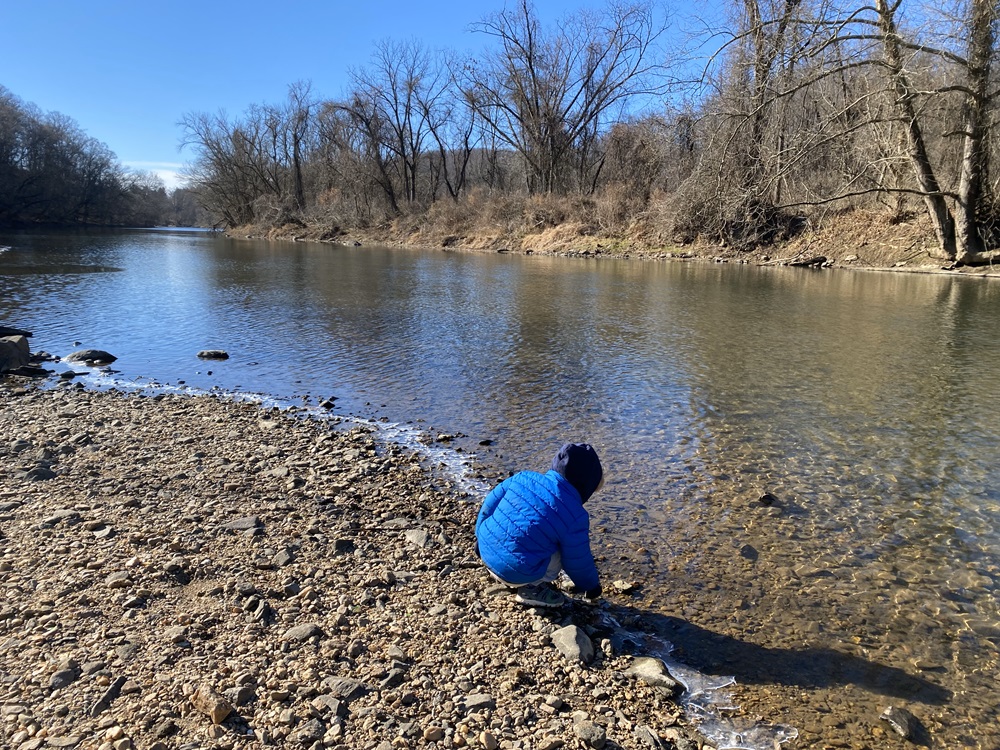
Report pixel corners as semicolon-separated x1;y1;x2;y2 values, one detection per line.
583;585;603;601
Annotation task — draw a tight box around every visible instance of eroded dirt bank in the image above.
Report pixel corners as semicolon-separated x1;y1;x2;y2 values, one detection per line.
230;209;1000;279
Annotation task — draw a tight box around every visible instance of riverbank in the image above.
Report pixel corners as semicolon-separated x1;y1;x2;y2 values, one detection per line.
229;207;1000;279
0;384;704;750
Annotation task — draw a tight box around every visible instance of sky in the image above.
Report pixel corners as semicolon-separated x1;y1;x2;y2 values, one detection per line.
1;0;708;192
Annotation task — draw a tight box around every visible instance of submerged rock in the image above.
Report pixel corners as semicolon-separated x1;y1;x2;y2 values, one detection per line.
880;705;919;740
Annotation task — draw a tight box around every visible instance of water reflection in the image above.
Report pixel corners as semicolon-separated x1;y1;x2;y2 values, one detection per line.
2;229;1000;747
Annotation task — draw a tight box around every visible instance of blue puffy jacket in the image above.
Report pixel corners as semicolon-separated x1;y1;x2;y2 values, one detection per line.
475;470;600;591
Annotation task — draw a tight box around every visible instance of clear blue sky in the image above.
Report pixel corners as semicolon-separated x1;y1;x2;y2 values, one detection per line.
1;1;708;190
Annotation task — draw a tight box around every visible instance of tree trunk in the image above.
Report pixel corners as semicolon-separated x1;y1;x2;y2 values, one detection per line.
954;0;995;264
877;0;956;259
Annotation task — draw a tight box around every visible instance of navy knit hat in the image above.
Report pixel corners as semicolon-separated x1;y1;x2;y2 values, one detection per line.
552;443;604;503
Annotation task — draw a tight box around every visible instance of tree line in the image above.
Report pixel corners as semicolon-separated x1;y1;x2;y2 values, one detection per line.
181;0;1000;263
10;0;992;263
0;86;204;228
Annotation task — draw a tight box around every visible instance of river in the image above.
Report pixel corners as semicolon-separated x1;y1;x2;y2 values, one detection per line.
2;227;999;748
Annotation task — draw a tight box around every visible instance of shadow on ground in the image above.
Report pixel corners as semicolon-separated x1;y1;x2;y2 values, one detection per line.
574;600;951;708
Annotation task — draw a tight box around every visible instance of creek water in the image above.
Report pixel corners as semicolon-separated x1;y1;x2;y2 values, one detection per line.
2;227;999;748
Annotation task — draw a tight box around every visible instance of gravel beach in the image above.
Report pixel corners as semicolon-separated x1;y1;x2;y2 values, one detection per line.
0;384;703;750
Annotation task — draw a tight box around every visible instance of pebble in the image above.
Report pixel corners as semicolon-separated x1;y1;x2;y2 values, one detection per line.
574;720;607;749
282;623;324;642
423;726;444;741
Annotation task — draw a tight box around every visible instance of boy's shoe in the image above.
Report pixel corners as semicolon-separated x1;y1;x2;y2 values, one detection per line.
515;583;566;608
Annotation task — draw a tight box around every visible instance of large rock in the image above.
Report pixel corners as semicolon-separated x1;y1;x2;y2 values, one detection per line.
625;657;681;697
551;625;595;664
0;337;30;373
66;349;117;364
880;706;919;740
0;325;32;338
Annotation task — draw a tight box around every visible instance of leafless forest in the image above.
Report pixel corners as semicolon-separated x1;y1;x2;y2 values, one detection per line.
4;0;997;262
0;87;206;228
184;0;1000;263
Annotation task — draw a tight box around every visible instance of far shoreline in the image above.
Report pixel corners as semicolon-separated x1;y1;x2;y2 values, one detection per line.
222;211;1000;281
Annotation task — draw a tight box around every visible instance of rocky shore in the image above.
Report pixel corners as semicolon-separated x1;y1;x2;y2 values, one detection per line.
0;384;703;750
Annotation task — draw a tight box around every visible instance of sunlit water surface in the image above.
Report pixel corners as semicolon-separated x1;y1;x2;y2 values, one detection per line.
3;228;1000;748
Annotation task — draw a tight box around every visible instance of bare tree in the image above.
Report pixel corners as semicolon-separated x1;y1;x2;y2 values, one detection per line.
418;51;479;202
286;81;315;213
461;0;671;195
677;0;1000;261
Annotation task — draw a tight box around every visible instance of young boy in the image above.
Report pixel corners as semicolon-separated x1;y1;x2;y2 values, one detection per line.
476;443;604;607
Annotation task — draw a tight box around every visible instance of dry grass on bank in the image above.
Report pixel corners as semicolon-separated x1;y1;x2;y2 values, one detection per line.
231;196;1000;276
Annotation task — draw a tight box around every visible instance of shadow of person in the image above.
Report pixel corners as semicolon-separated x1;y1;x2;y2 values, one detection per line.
572;601;952;708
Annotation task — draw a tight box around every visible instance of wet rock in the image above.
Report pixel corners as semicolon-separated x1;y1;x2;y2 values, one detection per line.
66;349;117;364
551;624;595;664
197;350;230;360
880;705;919;740
0;325;32;337
0;337;30;373
626;657;681;697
